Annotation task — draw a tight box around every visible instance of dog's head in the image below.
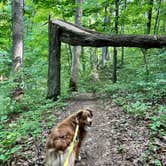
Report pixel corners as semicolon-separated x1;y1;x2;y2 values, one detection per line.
76;108;93;130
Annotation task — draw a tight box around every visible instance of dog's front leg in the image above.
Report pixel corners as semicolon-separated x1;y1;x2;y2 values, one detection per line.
75;130;87;162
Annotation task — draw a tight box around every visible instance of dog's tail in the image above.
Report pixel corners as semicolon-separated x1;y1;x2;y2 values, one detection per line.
45;149;63;166
57;150;75;166
58;151;64;166
45;148;75;166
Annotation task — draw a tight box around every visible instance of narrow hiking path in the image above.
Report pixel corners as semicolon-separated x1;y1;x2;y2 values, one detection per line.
10;93;165;166
65;93;151;166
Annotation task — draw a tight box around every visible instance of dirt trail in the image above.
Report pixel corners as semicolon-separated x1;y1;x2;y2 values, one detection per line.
10;93;165;166
64;93;151;166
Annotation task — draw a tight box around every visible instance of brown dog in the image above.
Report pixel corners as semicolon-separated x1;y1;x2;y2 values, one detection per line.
45;108;93;166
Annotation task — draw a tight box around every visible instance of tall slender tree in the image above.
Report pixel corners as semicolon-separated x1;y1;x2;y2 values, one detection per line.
146;0;154;34
121;0;127;66
142;0;154;80
69;0;83;91
154;0;162;35
112;0;119;83
11;0;24;100
12;0;24;72
102;1;110;67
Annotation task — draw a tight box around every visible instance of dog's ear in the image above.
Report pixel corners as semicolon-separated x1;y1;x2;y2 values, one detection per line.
86;108;93;117
76;111;83;120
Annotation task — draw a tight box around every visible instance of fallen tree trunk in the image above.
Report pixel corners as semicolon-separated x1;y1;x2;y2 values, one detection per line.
52;20;166;49
47;19;166;100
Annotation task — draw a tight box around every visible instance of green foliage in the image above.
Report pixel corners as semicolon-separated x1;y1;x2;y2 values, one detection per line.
124;101;150;118
0;1;12;49
91;48;165;164
154;159;163;166
0;53;11;76
0;0;166;164
0;58;68;163
0;84;66;163
149;105;166;136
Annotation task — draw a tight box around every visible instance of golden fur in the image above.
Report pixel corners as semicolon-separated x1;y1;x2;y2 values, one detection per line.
45;108;93;166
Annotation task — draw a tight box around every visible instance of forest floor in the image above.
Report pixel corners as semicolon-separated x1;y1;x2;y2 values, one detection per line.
10;93;166;166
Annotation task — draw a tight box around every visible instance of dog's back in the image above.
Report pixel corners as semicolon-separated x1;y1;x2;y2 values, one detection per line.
45;115;76;166
45;109;93;166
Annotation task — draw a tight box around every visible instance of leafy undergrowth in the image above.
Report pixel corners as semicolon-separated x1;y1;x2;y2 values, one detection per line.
0;50;71;164
0;75;68;164
1;93;165;166
0;97;67;164
0;79;165;165
81;49;166;165
95;79;166;165
0;49;165;165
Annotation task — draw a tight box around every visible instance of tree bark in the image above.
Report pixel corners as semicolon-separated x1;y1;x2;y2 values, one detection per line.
113;47;117;83
69;0;83;92
69;46;81;91
11;0;24;101
141;0;154;81
81;47;85;71
121;0;127;66
47;19;61;100
112;0;119;83
102;3;110;67
51;20;166;48
12;0;24;72
102;47;106;67
47;18;166;99
66;44;72;74
154;0;162;35
146;0;153;34
89;48;99;85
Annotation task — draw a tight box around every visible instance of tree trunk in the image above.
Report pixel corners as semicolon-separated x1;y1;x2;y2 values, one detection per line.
112;0;119;83
66;44;72;74
47;19;166;99
69;0;83;92
102;3;110;67
47;18;61;100
69;46;81;91
142;0;154;81
154;0;162;35
11;0;24;101
146;0;154;34
12;0;24;72
121;0;127;66
112;47;117;83
121;47;124;66
81;47;85;71
89;48;99;82
102;47;106;67
51;20;166;48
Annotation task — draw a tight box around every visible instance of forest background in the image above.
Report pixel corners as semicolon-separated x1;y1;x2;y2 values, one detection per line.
0;0;166;165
